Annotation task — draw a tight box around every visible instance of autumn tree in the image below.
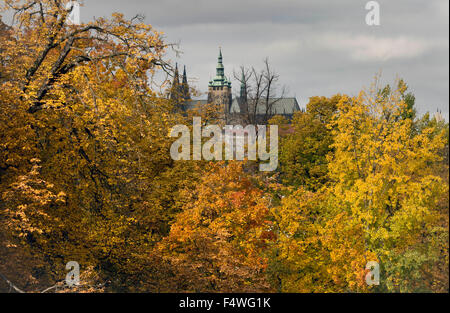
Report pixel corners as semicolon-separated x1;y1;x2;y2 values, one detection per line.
0;0;199;292
267;187;376;292
327;80;448;292
277;95;341;190
158;162;275;292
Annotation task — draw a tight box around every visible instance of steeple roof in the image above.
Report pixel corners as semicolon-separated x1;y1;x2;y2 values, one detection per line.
181;65;191;100
169;63;178;100
182;65;188;84
240;71;246;99
172;63;180;88
209;48;231;88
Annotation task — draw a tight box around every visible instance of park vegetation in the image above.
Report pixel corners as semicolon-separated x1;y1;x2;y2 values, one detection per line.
0;0;448;293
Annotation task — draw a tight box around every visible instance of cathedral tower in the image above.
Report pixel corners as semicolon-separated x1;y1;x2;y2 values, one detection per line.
208;49;232;120
239;70;248;115
181;65;191;101
170;63;191;111
170;63;180;101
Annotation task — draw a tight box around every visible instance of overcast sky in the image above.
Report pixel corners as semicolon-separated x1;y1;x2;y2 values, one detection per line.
26;1;450;118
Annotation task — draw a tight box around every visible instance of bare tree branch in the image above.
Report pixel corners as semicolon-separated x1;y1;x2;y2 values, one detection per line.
0;272;25;293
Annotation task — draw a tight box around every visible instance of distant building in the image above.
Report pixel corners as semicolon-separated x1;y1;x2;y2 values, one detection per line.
169;63;191;111
170;49;301;124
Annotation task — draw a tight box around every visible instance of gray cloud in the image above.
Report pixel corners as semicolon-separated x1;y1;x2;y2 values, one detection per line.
77;0;449;118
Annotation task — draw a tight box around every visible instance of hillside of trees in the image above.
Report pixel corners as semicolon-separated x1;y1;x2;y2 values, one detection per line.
0;1;448;293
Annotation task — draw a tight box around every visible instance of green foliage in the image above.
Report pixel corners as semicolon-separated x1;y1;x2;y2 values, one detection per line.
278;95;340;190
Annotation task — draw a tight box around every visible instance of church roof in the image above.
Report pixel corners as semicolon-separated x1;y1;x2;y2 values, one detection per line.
186;97;300;116
233;98;301;115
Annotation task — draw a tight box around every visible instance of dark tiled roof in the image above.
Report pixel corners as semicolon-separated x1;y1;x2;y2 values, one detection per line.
186;98;300;115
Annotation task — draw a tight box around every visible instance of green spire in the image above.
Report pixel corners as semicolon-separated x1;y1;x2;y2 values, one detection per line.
216;48;224;77
209;48;231;88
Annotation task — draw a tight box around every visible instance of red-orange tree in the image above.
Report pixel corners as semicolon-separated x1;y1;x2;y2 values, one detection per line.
158;162;275;292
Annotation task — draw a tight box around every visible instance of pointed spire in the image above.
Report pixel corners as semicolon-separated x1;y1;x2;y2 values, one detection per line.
174;62;179;83
170;62;180;100
216;48;224;77
182;65;188;84
209;48;231;88
240;70;247;100
181;65;191;100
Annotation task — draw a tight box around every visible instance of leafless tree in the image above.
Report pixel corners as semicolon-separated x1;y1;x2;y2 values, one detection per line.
234;58;287;124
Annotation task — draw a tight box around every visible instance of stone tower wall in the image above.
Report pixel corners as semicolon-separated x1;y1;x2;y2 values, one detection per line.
207;85;232;121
